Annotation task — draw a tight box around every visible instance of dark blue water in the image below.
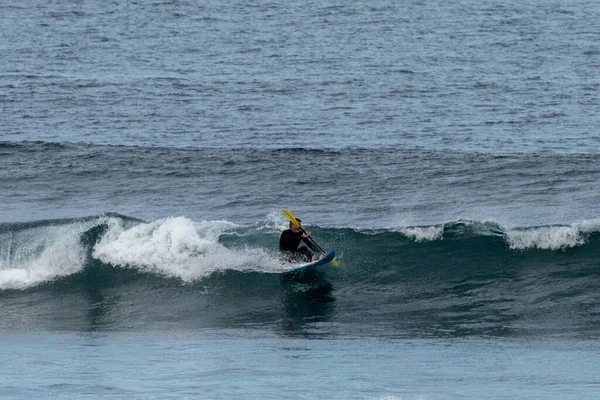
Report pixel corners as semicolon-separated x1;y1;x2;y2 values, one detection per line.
2;0;600;398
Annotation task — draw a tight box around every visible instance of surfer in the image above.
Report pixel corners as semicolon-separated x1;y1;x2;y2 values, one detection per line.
279;218;321;263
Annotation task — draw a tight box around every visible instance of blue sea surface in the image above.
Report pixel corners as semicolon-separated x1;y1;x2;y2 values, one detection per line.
3;332;600;400
2;0;600;398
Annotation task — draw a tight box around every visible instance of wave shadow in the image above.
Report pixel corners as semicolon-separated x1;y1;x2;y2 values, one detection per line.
278;270;336;337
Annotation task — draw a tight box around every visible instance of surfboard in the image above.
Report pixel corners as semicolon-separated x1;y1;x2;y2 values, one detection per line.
287;249;336;272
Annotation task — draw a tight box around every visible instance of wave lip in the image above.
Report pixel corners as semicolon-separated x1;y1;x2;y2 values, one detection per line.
0;220;89;290
390;218;600;250
506;225;585;250
504;219;600;250
398;225;443;242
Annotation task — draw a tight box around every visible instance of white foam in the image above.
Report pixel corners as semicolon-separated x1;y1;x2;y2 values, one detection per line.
399;225;444;242
390;214;444;242
92;216;285;281
0;223;87;290
505;219;600;250
261;209;289;231
395;218;600;249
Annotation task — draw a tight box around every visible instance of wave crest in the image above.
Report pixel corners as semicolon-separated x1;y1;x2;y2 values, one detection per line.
3;214;600;291
93;216;282;281
0;220;88;289
391;219;600;250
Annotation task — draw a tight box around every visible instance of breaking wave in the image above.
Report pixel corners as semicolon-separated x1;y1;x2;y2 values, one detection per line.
2;213;600;337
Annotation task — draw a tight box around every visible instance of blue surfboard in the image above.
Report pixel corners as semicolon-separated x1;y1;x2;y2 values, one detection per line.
288;249;336;272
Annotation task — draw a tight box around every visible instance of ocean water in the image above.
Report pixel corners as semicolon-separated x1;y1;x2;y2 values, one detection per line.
2;0;600;398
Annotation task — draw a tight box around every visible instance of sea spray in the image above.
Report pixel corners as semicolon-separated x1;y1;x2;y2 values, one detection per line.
92;216;284;281
0;220;89;290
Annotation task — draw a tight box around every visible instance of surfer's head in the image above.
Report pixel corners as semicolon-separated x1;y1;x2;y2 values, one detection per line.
290;219;302;231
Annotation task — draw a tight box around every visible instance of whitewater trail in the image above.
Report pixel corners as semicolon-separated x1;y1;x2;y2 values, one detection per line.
93;216;284;282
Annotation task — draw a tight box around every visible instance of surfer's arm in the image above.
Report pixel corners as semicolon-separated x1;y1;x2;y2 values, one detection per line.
301;233;320;253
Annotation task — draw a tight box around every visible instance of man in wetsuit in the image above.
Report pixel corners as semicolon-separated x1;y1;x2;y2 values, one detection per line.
279;218;320;263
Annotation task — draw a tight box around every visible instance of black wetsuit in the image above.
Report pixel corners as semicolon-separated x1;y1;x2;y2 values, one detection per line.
279;229;319;262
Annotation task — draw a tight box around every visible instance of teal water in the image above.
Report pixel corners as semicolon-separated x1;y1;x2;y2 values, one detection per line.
2;332;599;399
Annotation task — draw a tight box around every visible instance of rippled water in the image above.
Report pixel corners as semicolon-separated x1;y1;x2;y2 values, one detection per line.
2;0;599;398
